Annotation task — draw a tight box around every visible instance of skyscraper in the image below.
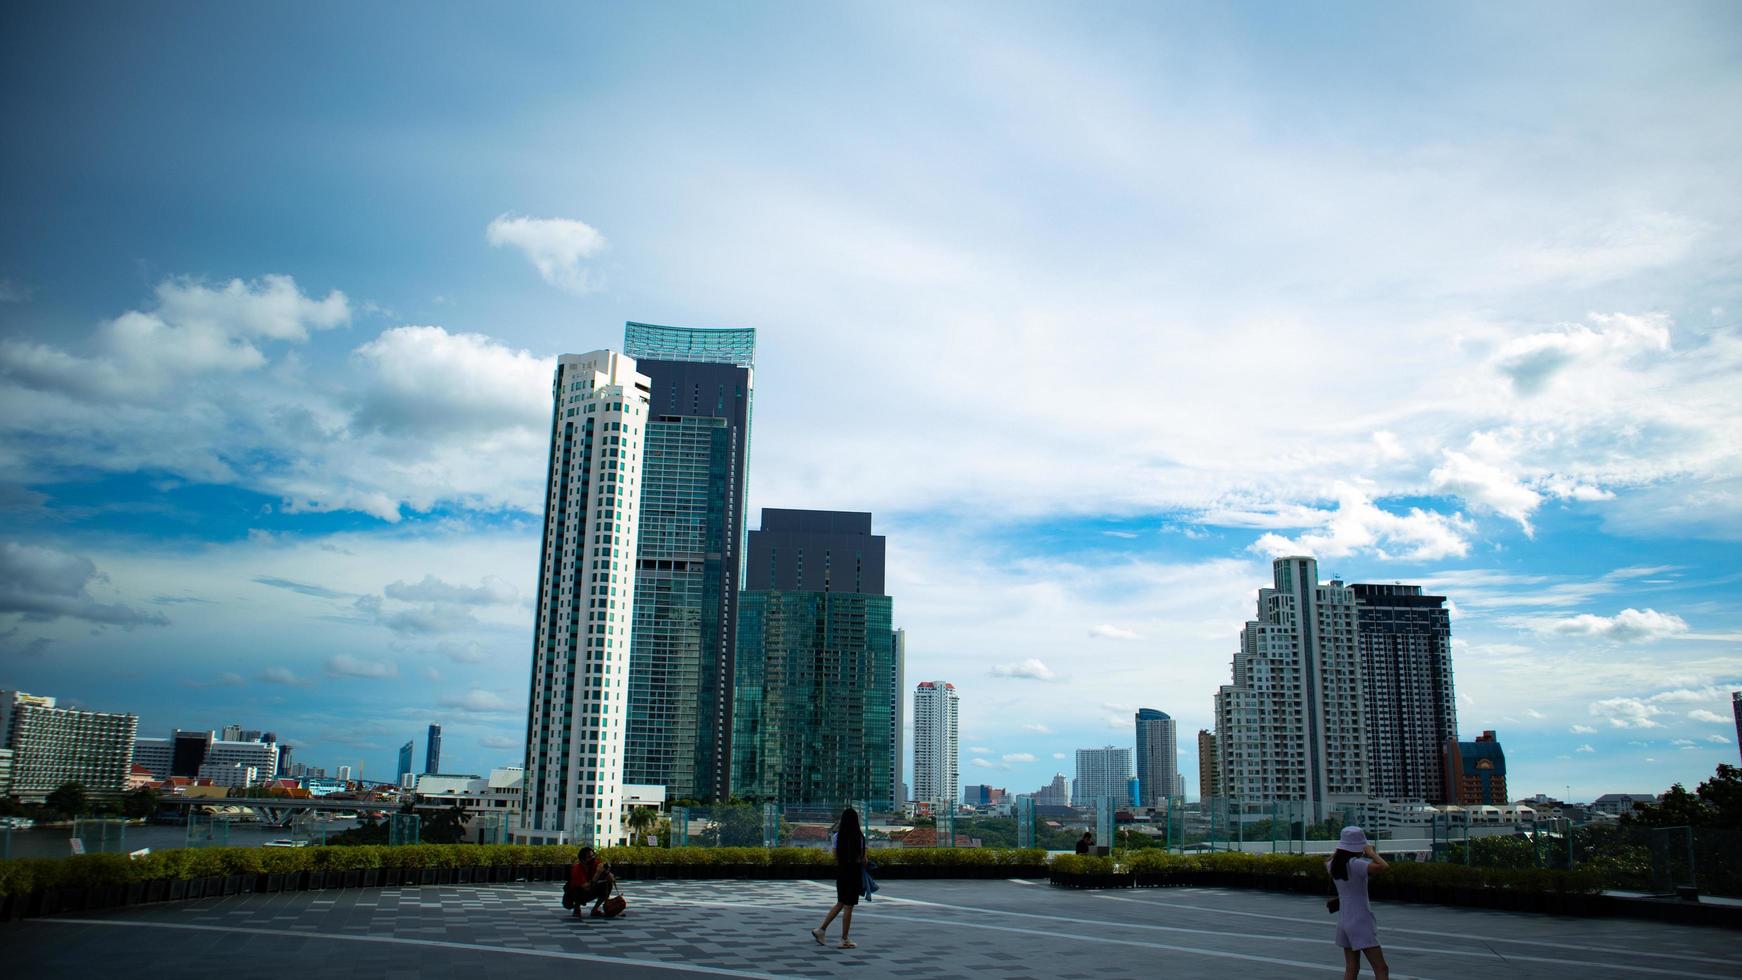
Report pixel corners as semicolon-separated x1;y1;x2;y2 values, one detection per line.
1196;728;1220;801
1733;692;1741;766
892;629;906;806
1134;708;1177;808
1352;583;1456;801
622;322;754;803
1214;557;1368;821
1073;746;1133;806
521;350;652;845
913;681;959;809
425;723;443;775
732;509;896;806
397;740;414;783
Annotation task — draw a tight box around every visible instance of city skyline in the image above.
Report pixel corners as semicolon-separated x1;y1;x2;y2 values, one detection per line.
0;4;1738;803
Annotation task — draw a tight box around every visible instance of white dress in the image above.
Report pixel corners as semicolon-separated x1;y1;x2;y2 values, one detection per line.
1326;856;1380;950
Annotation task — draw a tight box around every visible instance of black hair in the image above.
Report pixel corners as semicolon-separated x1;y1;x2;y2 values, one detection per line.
1330;848;1358;881
836;807;862;860
577;846;595;862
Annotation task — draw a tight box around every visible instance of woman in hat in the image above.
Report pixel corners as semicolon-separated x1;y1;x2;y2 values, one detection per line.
1327;826;1389;979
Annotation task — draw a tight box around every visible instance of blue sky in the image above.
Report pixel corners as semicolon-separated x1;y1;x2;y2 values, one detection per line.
1;2;1739;799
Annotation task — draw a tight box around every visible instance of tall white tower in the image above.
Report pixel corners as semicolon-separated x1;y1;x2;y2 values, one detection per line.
521;350;651;845
912;681;958;808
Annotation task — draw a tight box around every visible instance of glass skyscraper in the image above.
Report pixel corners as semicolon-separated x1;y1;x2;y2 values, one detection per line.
732;510;896;807
623;322;754;802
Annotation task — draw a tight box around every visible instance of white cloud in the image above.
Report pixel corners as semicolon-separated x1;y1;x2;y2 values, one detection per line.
1689;709;1729;724
1051;753;1067;760
1495;312;1672;397
1569;724;1597;734
1002;752;1036;763
1525;708;1546;719
259;666;311;687
1541;608;1689;642
968;745;995;755
1249;483;1472;561
383;575;518;606
325;654;398;679
440;689;513;713
485;214;608;293
991;658;1057;681
1708;735;1732;745
1088;624;1141;640
1430;434;1544;534
1576;744;1596;753
970;757;1007;770
479;733;519;750
1020;723;1053;734
1590;697;1663;729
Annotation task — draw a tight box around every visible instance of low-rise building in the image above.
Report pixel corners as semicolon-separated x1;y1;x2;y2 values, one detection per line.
1441;730;1507;805
411;767;525;840
197;762;258;788
1591;793;1659;817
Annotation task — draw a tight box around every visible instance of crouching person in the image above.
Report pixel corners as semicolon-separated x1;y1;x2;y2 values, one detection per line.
564;847;615;918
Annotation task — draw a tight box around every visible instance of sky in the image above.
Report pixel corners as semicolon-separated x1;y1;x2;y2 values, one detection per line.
1;1;1739;801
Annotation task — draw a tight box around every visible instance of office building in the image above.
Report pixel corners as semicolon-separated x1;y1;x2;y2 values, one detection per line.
337;765;353;782
1197;729;1219;800
1352;583;1456;801
521;350;652;845
892;628;906;807
1214;556;1368;821
1073;746;1133;806
134;737;173;779
1734;692;1741;765
1134;708;1177;808
221;724;243;742
622;322;755;803
733;509;897;806
398;740;414;783
1441;730;1507;805
425;723;443;775
913;681;960;809
277;744;293;778
198;762;258;788
171;729;212;778
0;747;12;797
0;689;137;803
1174;772;1186;799
203;738;279;783
963;784;1006;806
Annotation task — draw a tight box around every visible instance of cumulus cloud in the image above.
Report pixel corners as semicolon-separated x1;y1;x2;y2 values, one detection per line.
485;214;608;293
1569;724;1597;734
259;666;311;687
1689;709;1728;724
1576;744;1596;753
351;326;551;437
1590;697;1663;729
1430;434;1544;534
1707;734;1732;745
479;733;520;750
1249;483;1472;561
325;654;399;679
1542;608;1690;642
1495;312;1672;396
991;658;1057;681
0;541;168;628
0;275;346;401
1002;752;1037;763
355;594;478;636
1021;723;1053;734
1088;624;1141;640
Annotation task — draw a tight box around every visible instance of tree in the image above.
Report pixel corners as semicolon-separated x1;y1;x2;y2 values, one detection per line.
122;787;159;820
46;782;88;818
421;804;468;844
626;805;659;846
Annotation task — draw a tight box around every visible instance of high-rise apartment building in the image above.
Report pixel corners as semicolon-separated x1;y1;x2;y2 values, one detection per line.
913;681;960;809
622;322;754;803
221;724;243;742
0;690;137;803
204;738;278;783
425;724;443;775
1214;557;1368;821
892;628;906;806
521;350;652;845
1352;583;1456;801
1134;708;1177;808
1035;773;1070;805
397;740;414;783
1197;728;1220;800
732;510;896;806
1072;746;1133;806
134;737;173;779
1733;692;1741;766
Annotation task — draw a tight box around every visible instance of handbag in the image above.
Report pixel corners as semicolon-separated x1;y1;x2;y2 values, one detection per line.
1326;897;1340;914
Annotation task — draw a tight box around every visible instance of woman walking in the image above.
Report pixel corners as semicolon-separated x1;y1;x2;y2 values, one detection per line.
811;807;867;949
1327;826;1389;979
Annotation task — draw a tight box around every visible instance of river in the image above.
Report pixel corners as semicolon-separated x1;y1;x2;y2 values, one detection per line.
2;819;364;859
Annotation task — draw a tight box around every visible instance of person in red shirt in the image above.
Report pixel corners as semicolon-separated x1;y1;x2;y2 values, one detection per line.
565;847;614;918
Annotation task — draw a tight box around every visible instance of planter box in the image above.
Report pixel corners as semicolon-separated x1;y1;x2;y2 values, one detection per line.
145;879;169;903
184;878;206;901
125;882;146;906
221;875;244;896
361;869;381;888
168;879;189;901
340;870;361;889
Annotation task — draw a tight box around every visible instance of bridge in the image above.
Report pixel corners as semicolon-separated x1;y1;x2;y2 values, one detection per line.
156;795;393;828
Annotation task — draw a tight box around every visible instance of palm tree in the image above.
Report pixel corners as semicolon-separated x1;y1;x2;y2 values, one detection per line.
626;805;659;846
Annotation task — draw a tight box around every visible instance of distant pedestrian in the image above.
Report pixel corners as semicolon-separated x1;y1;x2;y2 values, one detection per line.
1076;831;1094;855
1326;826;1390;980
810;807;867;949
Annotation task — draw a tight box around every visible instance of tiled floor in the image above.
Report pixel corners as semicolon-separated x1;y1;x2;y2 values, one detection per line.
3;878;1737;979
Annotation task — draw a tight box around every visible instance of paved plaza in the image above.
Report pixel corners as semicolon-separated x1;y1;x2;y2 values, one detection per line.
3;878;1737;979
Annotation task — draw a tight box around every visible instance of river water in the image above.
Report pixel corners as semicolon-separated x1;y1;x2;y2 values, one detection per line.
2;819;364;859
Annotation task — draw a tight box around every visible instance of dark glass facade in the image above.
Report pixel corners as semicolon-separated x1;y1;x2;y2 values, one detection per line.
623;324;754;802
1350;583;1455;802
732;509;896;807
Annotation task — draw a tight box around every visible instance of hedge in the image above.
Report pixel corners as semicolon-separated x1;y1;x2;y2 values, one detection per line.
0;845;1049;900
1050;849;1605;895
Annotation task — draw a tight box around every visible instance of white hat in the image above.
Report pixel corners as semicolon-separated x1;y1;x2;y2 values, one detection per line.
1338;826;1370;851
